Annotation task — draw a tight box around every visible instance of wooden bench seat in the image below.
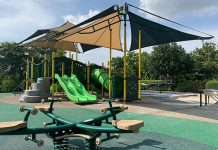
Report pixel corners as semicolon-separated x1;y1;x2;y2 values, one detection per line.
34;105;51;112
112;120;144;132
0;121;26;133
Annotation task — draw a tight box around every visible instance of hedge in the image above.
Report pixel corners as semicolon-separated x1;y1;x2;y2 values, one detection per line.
176;80;207;92
206;80;218;89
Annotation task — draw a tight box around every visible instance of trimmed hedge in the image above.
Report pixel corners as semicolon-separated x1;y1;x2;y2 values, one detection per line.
141;80;165;84
141;80;173;91
206;80;218;89
176;80;207;92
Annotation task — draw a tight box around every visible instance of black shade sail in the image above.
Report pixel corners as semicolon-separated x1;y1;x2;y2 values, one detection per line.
128;11;212;51
62;5;117;33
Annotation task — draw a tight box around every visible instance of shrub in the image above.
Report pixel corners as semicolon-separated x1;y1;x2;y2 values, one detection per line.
206;80;218;89
1;75;18;92
176;80;207;92
141;80;164;84
141;80;173;91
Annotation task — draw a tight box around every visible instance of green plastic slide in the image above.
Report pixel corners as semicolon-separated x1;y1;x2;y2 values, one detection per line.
55;74;96;103
91;69;109;90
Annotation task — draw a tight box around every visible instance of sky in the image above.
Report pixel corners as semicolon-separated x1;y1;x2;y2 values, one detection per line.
0;0;217;65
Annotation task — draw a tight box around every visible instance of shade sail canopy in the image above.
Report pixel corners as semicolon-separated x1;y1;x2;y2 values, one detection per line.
58;12;123;51
21;21;74;43
22;21;77;51
63;5;117;32
23;36;77;51
128;11;212;51
22;21;99;52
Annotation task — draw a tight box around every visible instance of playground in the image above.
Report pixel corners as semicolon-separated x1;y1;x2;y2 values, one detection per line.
1;93;218;149
0;2;217;150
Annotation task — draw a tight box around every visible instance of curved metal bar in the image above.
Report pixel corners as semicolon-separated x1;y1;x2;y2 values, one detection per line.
42;112;73;125
1;123;77;135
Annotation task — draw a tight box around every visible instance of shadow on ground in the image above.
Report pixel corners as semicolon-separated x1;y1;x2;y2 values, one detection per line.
0;132;216;150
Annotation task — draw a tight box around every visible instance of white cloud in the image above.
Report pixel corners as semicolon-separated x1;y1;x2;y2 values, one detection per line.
63;9;100;24
139;0;218;18
0;0;56;42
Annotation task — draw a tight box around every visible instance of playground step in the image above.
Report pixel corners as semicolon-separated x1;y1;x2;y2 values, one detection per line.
19;95;42;103
112;120;144;133
0;121;26;133
32;83;50;93
37;77;51;83
24;90;40;96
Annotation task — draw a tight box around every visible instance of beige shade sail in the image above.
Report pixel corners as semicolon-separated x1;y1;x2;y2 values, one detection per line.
58;12;123;51
24;36;77;51
23;21;77;51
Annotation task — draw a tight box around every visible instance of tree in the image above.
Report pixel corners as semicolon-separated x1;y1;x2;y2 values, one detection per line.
1;75;18;92
127;51;138;76
149;43;193;82
191;42;218;79
141;51;151;79
112;56;123;76
0;42;43;92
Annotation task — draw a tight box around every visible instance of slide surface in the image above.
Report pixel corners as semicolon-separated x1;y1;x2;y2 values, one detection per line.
55;74;96;103
91;69;109;90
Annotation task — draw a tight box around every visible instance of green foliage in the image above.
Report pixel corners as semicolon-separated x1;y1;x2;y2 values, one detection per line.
176;80;206;92
141;80;173;91
0;42;44;92
149;43;193;82
127;51;138;76
55;50;66;57
1;75;18;92
205;80;218;89
112;56;123;76
191;42;218;80
141;80;164;84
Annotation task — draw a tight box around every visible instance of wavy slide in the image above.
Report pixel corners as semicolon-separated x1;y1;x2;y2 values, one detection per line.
91;69;109;90
55;74;96;103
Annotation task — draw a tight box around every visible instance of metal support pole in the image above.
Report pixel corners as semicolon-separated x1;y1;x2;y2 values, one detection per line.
44;54;47;77
123;10;127;103
69;49;72;59
205;94;207;106
138;29;141;100
87;61;90;91
109;28;112;99
102;62;105;97
31;57;34;83
26;59;29;90
52;49;55;100
200;92;202;107
71;53;74;75
76;44;78;61
62;60;65;99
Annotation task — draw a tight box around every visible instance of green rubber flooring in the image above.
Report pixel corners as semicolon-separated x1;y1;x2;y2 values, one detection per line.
0;94;218;149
